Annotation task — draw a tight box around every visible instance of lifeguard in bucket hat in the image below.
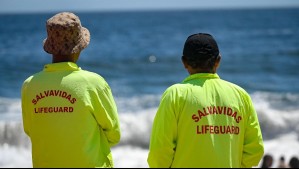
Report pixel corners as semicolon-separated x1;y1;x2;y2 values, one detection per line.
21;12;121;168
43;12;90;55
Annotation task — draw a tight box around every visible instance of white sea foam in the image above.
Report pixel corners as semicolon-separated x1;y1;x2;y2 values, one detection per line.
1;134;298;168
251;92;299;140
257;132;299;168
0;144;32;168
0;97;22;121
0;92;299;168
112;146;149;168
118;108;156;148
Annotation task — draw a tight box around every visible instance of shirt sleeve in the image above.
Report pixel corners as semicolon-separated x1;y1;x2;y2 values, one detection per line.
91;82;121;147
21;79;31;136
242;94;264;168
147;88;178;168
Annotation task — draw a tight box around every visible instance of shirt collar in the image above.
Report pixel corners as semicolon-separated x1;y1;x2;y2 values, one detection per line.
183;73;220;83
43;62;81;72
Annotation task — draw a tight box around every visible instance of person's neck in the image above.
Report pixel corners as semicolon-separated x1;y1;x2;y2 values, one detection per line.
52;55;74;63
189;69;216;75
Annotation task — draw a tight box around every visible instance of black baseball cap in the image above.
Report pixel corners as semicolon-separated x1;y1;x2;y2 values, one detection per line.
183;33;219;60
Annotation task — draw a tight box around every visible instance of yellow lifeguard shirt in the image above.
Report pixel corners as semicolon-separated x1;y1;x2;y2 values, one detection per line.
148;73;264;168
21;62;121;168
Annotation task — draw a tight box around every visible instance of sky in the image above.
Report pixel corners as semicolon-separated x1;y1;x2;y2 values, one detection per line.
0;0;299;13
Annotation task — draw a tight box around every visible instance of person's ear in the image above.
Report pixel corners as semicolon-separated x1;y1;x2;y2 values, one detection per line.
215;54;221;69
181;56;189;69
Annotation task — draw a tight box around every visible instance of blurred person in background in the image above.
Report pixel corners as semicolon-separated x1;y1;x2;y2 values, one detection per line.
289;156;299;168
147;33;264;168
21;12;121;168
277;156;287;168
260;154;273;168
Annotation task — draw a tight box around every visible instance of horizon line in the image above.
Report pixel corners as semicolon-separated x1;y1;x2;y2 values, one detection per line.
0;6;298;15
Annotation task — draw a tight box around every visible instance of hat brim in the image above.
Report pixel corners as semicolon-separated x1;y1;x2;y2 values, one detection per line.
43;27;90;55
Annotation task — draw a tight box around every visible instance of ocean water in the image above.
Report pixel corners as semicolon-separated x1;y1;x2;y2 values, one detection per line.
0;8;299;167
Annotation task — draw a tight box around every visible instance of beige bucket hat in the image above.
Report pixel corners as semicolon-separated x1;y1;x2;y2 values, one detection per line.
43;12;90;55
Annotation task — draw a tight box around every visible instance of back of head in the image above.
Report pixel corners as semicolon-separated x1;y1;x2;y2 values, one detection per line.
261;154;273;168
43;12;90;56
289;157;299;168
182;33;219;70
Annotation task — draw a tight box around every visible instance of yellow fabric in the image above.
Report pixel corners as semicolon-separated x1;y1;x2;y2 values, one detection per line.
21;62;121;168
148;73;264;168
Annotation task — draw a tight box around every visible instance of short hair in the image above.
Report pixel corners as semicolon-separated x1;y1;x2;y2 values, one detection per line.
182;33;219;70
